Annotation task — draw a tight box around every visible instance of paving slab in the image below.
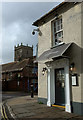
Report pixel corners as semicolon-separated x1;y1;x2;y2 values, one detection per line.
6;95;83;119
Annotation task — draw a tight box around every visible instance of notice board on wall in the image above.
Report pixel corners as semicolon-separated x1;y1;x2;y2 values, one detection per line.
72;74;78;86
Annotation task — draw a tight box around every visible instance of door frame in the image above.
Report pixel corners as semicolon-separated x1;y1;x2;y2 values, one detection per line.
46;58;71;113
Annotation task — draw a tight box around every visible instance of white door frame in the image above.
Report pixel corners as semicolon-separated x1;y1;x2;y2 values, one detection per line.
46;58;71;113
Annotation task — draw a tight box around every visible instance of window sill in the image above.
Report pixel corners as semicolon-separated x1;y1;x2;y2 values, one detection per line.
51;42;64;49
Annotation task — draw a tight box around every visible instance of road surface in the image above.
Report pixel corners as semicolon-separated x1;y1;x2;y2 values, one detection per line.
2;91;29;101
1;91;30;120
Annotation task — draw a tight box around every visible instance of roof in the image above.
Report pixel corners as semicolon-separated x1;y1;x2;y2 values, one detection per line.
2;59;32;73
36;43;72;63
32;1;80;26
32;2;67;26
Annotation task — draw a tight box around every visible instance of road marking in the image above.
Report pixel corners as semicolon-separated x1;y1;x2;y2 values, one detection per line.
1;105;5;120
1;104;8;120
3;105;8;120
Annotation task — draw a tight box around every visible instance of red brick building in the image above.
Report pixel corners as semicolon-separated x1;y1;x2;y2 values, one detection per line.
2;58;38;92
2;44;38;92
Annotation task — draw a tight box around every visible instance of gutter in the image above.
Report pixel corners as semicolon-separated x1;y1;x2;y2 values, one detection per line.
32;1;66;26
32;1;80;26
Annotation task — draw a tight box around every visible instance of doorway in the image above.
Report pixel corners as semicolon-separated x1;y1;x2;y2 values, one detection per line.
55;68;65;106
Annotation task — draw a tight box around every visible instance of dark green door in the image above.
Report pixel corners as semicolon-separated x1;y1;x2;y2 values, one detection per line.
55;68;65;106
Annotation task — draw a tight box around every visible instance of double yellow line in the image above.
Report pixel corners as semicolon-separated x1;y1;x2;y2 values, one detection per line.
1;104;8;120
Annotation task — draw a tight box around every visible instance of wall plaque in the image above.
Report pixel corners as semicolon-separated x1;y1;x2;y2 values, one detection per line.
72;74;78;86
72;76;76;85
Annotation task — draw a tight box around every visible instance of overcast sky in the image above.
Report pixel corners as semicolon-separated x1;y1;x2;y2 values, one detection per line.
2;2;60;64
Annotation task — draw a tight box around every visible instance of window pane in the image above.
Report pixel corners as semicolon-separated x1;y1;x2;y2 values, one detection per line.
54;20;62;33
59;19;61;25
58;25;60;31
54;28;56;32
56;27;58;32
55;34;57;42
53;17;63;46
61;18;62;23
56;32;63;42
56;20;58;24
54;22;56;27
61;24;62;29
58;32;61;37
57;20;59;25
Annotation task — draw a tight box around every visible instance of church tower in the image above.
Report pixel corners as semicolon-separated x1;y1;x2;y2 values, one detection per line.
14;43;33;61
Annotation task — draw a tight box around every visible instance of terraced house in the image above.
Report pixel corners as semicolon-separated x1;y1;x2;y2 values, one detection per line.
33;2;83;115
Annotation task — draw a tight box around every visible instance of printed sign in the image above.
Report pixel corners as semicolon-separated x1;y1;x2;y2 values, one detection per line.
72;76;77;86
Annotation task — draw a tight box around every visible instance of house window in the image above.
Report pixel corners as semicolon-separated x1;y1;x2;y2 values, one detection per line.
52;17;63;46
32;67;38;74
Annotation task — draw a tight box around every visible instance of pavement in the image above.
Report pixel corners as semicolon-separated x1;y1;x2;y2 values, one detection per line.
2;95;83;120
2;91;30;101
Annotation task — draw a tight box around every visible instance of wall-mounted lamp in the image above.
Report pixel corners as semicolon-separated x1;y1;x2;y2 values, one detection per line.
42;67;47;75
70;63;75;72
32;28;42;36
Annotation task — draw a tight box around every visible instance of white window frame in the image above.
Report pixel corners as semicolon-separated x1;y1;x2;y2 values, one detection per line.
52;17;63;47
